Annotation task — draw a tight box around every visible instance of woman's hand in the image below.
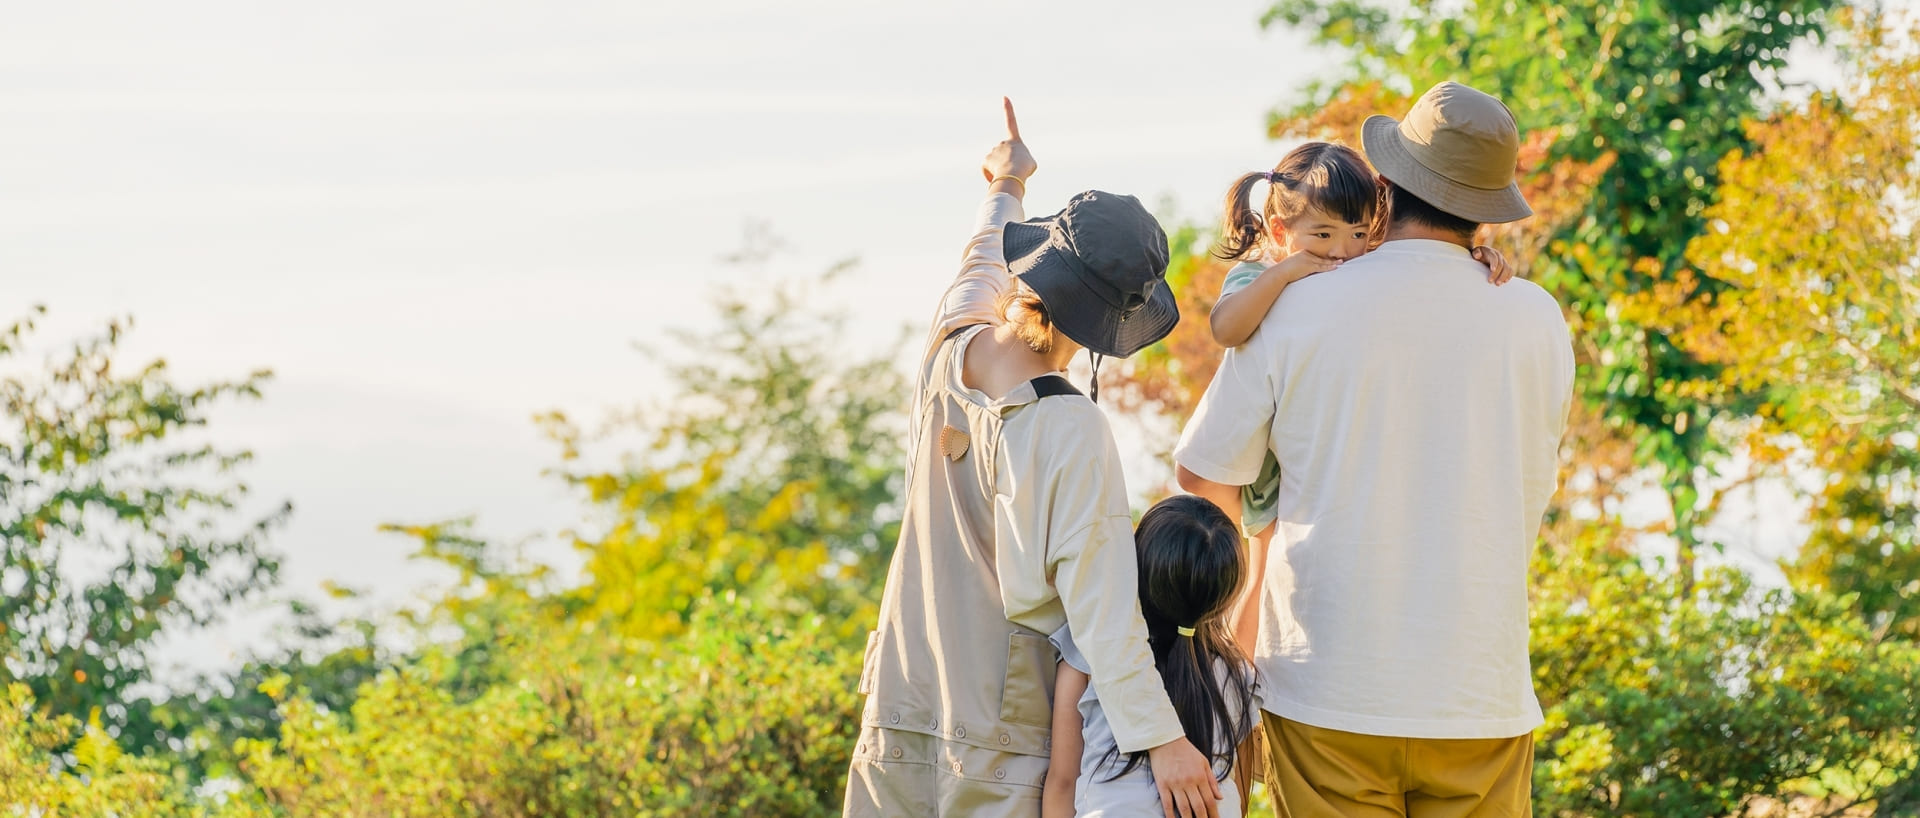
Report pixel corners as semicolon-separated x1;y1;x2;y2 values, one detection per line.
1472;245;1516;285
1148;737;1222;818
982;97;1038;188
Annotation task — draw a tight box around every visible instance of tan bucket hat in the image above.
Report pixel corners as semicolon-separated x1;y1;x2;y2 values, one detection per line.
1362;81;1533;224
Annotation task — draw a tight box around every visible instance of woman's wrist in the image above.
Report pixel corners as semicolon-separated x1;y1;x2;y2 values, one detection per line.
988;174;1027;198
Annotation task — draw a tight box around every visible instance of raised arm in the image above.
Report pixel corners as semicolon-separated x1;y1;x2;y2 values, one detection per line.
923;99;1040;351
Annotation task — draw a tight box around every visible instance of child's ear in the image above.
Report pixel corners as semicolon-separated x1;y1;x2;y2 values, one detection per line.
1266;213;1290;251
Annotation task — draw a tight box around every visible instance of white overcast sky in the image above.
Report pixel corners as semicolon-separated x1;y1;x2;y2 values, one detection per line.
2;1;1880;675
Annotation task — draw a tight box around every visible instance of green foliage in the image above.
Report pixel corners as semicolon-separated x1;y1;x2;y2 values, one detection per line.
1654;9;1920;647
1532;532;1920;816
0;307;287;751
236;595;861;818
149;598;390;783
0;683;271;817
1795;439;1920;643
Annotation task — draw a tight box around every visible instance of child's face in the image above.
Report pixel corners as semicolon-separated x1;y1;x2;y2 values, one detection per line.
1271;208;1370;261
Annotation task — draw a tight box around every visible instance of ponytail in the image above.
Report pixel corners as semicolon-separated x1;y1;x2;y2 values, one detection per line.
1101;618;1256;783
1211;172;1270;262
1100;496;1258;782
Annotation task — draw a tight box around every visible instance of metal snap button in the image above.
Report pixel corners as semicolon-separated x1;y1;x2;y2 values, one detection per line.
889;712;900;724
998;734;1010;746
994;768;1006;780
890;747;903;759
954;726;966;739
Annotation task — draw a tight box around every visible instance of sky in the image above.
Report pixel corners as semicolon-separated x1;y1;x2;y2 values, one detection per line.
3;1;1340;674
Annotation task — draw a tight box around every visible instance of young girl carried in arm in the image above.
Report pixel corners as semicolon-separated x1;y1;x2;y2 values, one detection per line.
1205;142;1513;655
1042;496;1259;818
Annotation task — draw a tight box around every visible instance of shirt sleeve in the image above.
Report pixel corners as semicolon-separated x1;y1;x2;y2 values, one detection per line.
922;191;1025;356
1217;262;1268;300
995;400;1186;754
1173;341;1279;486
1048;624;1091;675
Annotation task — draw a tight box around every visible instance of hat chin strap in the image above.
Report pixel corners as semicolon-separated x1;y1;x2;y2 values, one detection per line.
1087;349;1102;403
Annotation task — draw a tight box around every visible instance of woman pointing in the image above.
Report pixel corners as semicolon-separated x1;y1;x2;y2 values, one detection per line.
843;99;1221;818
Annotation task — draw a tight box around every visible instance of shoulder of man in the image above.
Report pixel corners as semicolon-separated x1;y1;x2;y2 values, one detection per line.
1500;277;1574;325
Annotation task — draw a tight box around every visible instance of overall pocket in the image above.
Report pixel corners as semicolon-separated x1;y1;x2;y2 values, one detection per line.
998;631;1058;727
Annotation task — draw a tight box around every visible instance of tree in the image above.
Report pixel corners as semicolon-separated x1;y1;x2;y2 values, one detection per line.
542;265;907;642
1646;8;1920;642
0;308;287;749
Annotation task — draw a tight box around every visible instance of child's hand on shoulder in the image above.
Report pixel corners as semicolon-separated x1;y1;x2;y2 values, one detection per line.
1471;245;1517;285
1266;248;1342;285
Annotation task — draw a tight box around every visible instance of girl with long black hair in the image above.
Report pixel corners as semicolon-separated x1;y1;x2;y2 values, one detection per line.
1043;495;1260;817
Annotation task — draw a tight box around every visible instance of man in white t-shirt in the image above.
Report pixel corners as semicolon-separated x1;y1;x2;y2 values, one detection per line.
1173;81;1575;816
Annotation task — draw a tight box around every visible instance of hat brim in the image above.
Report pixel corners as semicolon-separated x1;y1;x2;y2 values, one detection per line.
1362;115;1533;225
1004;221;1178;359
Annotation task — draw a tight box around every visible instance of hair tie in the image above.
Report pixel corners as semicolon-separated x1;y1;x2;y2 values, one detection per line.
1262;170;1278;184
1176;626;1196;637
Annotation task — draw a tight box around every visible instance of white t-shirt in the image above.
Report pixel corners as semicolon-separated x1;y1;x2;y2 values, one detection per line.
1174;239;1574;739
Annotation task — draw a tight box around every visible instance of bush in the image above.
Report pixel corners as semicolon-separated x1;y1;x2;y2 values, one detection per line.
0;683;270;818
237;595;862;817
1531;538;1920;816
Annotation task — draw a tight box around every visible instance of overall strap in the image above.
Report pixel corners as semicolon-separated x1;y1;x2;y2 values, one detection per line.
1029;374;1083;400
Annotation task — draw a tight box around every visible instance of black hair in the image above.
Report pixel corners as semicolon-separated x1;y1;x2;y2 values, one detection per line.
1214;142;1380;261
1103;495;1258;782
1383;180;1481;242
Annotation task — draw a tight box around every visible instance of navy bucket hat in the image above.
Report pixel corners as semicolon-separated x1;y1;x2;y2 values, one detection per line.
1001;190;1179;358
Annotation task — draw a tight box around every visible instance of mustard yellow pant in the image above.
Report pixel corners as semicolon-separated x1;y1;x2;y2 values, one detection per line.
1262;712;1533;818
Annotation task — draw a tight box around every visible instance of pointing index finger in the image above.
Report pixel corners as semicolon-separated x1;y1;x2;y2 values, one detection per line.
1003;96;1021;142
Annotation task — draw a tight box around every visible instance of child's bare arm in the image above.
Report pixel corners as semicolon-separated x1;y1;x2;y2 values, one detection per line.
1231;522;1273;657
1042;661;1090;818
1209;252;1342;347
